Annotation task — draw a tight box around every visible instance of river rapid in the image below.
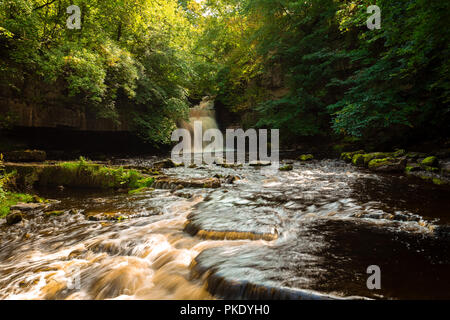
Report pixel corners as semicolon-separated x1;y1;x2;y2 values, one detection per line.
0;158;449;300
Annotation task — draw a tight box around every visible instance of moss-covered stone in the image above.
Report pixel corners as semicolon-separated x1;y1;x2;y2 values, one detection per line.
423;166;439;173
432;178;448;186
351;154;365;167
362;152;394;167
368;158;407;173
341;150;364;162
298;154;314;161
393;149;406;157
279;164;293;171
4;159;152;191
6;211;23;225
405;164;421;173
45;210;65;217
421;156;439;167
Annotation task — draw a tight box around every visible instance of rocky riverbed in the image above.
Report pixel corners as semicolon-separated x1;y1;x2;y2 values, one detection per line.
0;155;449;299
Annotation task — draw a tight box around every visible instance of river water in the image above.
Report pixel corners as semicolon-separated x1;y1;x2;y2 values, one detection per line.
0;158;449;300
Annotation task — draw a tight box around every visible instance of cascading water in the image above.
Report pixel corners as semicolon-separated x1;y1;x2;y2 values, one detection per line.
1;158;449;300
180;97;220;153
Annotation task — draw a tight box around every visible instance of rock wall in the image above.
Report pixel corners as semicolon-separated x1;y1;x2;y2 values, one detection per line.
0;79;129;132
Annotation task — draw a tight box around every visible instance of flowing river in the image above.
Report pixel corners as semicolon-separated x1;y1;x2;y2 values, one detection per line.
0;158;449;300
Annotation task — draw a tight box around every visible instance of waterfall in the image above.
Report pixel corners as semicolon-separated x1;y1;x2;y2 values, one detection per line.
180;96;220;153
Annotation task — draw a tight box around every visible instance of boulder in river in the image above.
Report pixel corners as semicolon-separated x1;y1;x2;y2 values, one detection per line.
279;164;293;171
10;202;48;211
298;154;314;161
153;159;181;169
249;160;272;167
341;150;364;163
368;158;407;173
421;156;439;167
6;211;23;225
152;177;221;189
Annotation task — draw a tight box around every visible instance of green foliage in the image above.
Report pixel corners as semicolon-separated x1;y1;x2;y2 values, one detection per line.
55;158;145;189
0;0;195;145
1;0;448;147
195;0;449;145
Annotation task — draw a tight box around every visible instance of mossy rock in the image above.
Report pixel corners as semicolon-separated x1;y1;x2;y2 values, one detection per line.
406;152;427;160
340;150;364;162
362;152;395;167
298;154;314;161
405;164;421;173
279;164;293;171
432;178;448;186
421;156;439;167
392;149;406;157
6;211;23;225
368;158;407;173
423;166;440;173
45;210;65;217
351;154;365;167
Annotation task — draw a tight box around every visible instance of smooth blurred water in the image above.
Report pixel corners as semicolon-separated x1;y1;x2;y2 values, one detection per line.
0;159;449;299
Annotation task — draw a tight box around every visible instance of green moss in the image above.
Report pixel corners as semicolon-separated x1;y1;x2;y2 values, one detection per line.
341;150;364;162
368;158;393;169
128;177;155;194
351;154;365;167
405;165;421;173
298;154;314;161
421;156;438;167
0;192;34;218
393;149;406;157
432;178;448;186
45;210;65;217
362;152;393;166
279;164;293;171
423;166;439;173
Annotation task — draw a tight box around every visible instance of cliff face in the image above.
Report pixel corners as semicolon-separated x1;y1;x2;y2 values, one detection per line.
0;79;130;132
0;98;129;131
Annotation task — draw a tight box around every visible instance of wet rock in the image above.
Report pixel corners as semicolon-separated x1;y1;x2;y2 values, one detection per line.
298;154;314;162
351;154;365;167
10;202;48;211
6;211;23;225
405;163;421;173
392;149;406;157
152;177;221;189
279;164;293;171
249;160;272;167
44;210;66;217
225;175;240;184
361;152;394;167
368;158;407;173
173;191;193;199
4;150;46;162
153;159;182;169
421;156;439;167
86;211;129;221
217;162;243;169
341;150;364;163
406;152;427;160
